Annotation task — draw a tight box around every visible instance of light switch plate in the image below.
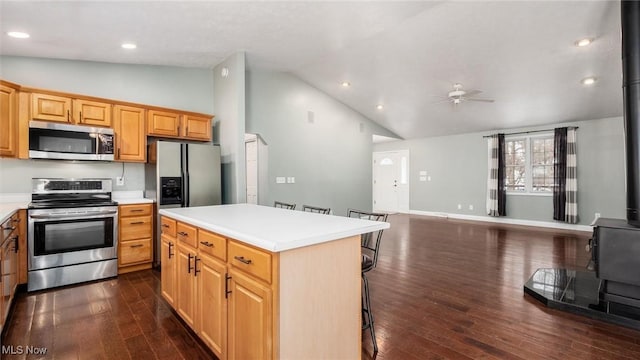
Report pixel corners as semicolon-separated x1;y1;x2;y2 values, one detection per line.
276;177;286;184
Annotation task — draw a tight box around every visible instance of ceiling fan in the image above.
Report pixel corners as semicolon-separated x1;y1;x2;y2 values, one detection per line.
436;83;495;105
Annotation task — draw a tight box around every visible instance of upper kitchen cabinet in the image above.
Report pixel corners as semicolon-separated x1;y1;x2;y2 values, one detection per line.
72;99;112;127
182;115;212;141
148;109;180;137
114;105;146;162
0;82;19;157
31;92;73;123
148;110;213;141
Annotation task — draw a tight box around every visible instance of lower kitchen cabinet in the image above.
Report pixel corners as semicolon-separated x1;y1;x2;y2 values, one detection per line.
118;203;153;274
197;252;227;357
176;243;197;329
227;267;272;360
0;211;19;333
161;234;177;308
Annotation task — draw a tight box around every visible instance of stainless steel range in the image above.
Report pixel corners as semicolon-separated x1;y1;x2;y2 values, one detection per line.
28;178;118;291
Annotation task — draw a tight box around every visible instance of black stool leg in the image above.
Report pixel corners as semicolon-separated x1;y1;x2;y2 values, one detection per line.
362;272;378;354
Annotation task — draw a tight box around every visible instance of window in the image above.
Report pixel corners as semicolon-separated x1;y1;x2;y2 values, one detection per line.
505;135;554;194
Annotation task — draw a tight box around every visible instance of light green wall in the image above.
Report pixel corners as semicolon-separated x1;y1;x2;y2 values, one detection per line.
374;117;625;225
0;56;215;194
213;53;246;204
246;70;399;215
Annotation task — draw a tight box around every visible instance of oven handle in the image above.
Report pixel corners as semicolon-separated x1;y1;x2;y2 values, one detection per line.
29;210;118;220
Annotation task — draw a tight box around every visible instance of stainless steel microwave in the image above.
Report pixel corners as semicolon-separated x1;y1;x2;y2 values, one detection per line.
29;121;115;161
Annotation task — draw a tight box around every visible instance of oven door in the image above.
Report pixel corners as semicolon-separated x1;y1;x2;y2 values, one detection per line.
28;206;118;270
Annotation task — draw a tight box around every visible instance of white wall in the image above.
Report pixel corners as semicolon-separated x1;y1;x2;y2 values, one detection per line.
374;117;626;225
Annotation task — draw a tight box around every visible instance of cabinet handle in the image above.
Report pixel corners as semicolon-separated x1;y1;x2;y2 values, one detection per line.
225;274;232;298
67;110;70;122
234;256;252;265
161;223;170;228
130;221;145;225
200;241;214;248
178;231;189;237
12;218;20;223
117;148;120;158
168;242;174;259
177;125;181;135
187;253;194;273
186;126;189;135
194;256;201;277
12;235;18;253
130;209;145;212
130;244;144;248
3;226;16;231
79;111;82;122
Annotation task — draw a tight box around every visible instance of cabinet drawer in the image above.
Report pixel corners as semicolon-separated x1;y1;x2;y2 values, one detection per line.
120;238;152;266
177;222;198;248
120;204;152;217
120;215;152;241
228;240;272;284
1;212;19;240
161;216;177;237
198;229;226;261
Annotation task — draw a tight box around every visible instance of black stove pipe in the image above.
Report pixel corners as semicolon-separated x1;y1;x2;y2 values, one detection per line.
623;1;640;226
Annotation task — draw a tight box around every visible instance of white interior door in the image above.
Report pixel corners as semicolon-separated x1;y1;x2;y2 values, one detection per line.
245;139;258;204
373;150;409;213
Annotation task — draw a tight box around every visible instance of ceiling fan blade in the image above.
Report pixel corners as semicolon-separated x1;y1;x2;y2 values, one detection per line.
464;89;482;97
430;98;453;104
467;98;495;103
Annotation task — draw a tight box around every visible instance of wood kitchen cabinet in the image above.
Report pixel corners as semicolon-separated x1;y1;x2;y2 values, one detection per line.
118;203;153;273
148;110;212;141
0;82;19;157
113;105;146;162
31;92;73;123
161;234;177;308
176;242;198;329
73;99;112;127
0;211;19;334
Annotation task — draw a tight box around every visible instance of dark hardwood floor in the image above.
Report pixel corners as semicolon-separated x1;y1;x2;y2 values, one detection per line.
3;214;640;359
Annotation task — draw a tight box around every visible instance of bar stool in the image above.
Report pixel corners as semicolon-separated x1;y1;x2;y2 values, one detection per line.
347;209;388;354
274;201;296;210
302;204;331;214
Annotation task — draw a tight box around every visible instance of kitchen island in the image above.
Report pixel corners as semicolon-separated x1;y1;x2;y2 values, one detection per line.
159;204;389;360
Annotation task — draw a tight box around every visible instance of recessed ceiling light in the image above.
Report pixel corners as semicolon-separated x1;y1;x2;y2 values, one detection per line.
341;82;351;87
376;104;384;110
581;77;597;85
7;31;29;39
121;43;137;49
575;38;593;47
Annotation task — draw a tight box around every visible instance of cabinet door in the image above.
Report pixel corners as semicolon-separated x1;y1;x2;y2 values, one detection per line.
114;105;146;162
161;235;177;308
182;115;212;141
197;253;227;358
176;244;197;328
148;110;180;137
31;93;72;123
73;99;112;127
228;269;273;360
0;84;17;157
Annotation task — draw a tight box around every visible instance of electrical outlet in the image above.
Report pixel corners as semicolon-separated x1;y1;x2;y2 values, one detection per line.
116;176;125;186
468;205;474;210
457;204;462;210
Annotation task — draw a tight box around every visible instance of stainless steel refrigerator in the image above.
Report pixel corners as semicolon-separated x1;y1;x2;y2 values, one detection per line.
145;140;221;266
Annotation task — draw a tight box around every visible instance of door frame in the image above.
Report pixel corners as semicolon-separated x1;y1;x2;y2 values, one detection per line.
372;150;410;213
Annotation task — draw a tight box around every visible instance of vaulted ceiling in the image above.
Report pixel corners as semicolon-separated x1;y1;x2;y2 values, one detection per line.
0;1;623;139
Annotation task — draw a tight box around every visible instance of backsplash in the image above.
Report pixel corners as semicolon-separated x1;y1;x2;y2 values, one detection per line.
0;158;145;193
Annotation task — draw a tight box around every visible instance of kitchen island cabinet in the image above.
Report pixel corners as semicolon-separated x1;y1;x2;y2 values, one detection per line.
160;204;389;360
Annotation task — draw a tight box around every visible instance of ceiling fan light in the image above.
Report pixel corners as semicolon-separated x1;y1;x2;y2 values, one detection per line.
376;104;384;110
581;77;596;85
341;81;351;87
7;31;30;39
121;43;137;49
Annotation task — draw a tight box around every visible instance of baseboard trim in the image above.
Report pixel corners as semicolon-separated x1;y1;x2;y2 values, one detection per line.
408;210;593;233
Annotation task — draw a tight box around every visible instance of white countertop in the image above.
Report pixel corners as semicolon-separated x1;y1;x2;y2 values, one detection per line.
159;204;390;252
0;201;29;224
112;190;154;205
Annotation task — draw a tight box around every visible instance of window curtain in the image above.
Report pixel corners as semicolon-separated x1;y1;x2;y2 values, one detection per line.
553;127;578;223
486;134;506;216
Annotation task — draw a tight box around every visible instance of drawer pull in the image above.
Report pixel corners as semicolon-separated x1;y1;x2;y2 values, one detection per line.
129;221;145;225
234;256;252;265
225;274;232;298
130;244;144;248
161;224;170;228
200;241;214;248
188;253;194;273
130;209;145;212
3;226;16;231
178;231;189;237
194;256;201;276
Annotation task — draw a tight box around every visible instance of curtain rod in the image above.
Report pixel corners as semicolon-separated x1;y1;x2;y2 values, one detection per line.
482;126;578;138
